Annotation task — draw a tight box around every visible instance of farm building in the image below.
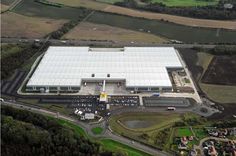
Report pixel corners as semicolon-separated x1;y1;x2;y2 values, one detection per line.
26;46;183;92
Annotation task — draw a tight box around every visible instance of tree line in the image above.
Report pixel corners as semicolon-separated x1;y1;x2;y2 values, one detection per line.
49;8;92;39
1;106;126;156
114;0;236;20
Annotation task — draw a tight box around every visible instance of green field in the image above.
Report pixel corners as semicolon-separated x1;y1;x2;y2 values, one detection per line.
87;12;236;43
92;127;104;135
150;0;219;6
96;0;123;4
177;128;193;137
13;0;91;19
100;139;151;156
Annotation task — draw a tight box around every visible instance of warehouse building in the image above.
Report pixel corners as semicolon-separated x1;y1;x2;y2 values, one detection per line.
26;46;183;93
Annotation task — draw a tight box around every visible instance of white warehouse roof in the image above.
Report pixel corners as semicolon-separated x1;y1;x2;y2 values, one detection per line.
27;46;183;88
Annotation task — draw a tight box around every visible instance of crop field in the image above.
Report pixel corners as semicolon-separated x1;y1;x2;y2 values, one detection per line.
49;0;108;10
150;0;219;6
202;56;236;85
87;12;236;43
2;12;67;38
179;49;236;104
48;0;236;29
13;0;91;19
63;22;166;43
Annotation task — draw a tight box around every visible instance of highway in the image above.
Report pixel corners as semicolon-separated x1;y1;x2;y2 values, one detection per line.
1;100;170;156
1;37;217;48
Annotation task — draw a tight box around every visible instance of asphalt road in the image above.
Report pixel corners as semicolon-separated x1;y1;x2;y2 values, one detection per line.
1;101;169;156
1;37;217;48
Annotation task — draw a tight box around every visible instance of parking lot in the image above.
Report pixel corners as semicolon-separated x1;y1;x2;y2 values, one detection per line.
108;96;139;106
143;97;191;107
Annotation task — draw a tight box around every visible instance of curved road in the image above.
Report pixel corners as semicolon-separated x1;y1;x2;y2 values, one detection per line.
1;101;169;156
194;136;235;156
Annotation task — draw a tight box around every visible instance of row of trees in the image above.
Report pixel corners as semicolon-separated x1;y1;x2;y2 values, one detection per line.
50;8;91;39
114;0;236;20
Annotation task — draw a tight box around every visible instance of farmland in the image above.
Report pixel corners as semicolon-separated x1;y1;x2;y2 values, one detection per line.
1;12;67;38
149;0;219;6
12;0;91;19
202;56;236;85
179;48;236;104
87;12;236;43
48;0;236;29
63;22;166;43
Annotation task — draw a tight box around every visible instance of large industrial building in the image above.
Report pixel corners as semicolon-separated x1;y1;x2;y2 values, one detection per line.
26;46;183;93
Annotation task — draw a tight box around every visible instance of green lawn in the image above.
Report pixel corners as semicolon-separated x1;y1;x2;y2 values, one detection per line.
177;128;193;137
100;139;151;156
151;0;219;7
56;118;87;137
92;127;103;135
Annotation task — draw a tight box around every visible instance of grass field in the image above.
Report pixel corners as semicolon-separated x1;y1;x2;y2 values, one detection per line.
199;83;236;103
56;118;87;137
87;12;236;43
91;127;103;135
2;12;67;38
48;0;236;29
150;0;219;6
177;128;193;137
100;139;151;156
63;22;167;43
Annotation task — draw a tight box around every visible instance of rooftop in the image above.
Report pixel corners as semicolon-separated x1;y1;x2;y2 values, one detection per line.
27;46;183;88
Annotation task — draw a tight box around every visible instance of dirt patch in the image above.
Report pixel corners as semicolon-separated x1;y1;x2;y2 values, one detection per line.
63;22;166;43
202;56;236;85
178;48;203;82
1;3;10;12
1;12;68;38
102;5;236;30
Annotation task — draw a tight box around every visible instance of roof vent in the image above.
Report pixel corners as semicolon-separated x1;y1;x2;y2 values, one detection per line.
107;74;110;77
91;74;95;77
